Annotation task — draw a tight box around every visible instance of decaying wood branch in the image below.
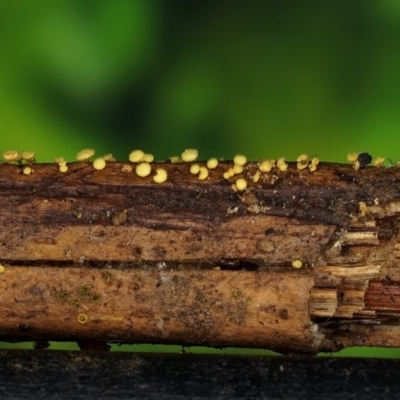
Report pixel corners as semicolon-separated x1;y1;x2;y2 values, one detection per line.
1;160;400;353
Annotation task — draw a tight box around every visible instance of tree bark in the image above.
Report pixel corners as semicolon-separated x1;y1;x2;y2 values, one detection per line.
1;160;400;353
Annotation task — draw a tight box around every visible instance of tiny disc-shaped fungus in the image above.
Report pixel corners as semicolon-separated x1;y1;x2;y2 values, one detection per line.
292;259;303;269
129;150;144;163
143;153;154;163
207;158;219;169
235;178;247;191
23;166;32;175
233;154;247;166
190;164;200;174
136;162;152;177
297;154;309;170
153;168;168;183
198;166;209;180
181;149;198;162
59;165;68;173
21;151;35;161
3;150;20;162
93;158;106;170
0;264;5;273
76;149;95;161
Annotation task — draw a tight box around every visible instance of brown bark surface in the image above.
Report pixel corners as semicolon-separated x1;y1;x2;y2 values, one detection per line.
1;160;400;353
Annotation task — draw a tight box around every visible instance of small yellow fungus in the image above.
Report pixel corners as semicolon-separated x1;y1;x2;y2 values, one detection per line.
129;149;144;163
181;148;198;162
54;157;65;164
233;154;247;166
277;158;288;172
76;148;95;161
309;163;317;172
3;150;20;162
292;259;303;269
259;160;273;173
297;154;309;170
198;166;209;180
78;314;88;324
93;158;106;171
278;162;288;172
101;154;115;161
21;151;35;161
233;164;244;174
136;162;152;177
169;156;181;163
252;171;260;183
153;168;168;183
0;264;5;273
235;178;247;191
354;160;361;171
223;171;231;179
311;156;320;166
121;164;133;173
59;165;68;173
228;168;235;177
347;152;359;162
190;164;200;174
373;157;385;167
23;166;32;175
207;158;219;169
143;153;154;163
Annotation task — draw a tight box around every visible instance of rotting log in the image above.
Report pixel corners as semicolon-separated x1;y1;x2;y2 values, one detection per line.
1;160;400;353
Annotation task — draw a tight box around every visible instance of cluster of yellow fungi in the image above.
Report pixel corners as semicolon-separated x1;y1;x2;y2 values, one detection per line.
0;149;393;193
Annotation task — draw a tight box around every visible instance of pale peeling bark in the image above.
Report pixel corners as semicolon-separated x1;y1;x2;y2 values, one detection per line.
0;160;400;353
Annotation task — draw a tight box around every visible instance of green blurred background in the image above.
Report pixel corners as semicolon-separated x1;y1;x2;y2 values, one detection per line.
1;0;400;356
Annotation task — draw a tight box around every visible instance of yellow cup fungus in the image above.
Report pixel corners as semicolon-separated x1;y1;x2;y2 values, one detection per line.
23;166;32;175
181;148;198;162
292;259;303;269
235;178;247;191
309;163;317;172
121;164;133;173
0;264;5;273
59;165;68;173
76;149;95;161
136;162;152;177
3;150;20;162
233;164;243;174
153;168;168;183
54;157;65;164
198;166;209;180
277;157;288;172
373;157;385;167
101;154;115;161
93;158;106;171
347;152;359;163
129;149;144;163
233;154;247;166
21;151;35;161
259;160;273;173
207;158;219;169
143;153;154;163
297;154;309;170
223;171;231;179
252;171;261;183
190;164;200;174
169;156;181;163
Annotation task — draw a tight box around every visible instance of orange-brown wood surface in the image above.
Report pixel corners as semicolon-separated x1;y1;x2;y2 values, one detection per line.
1;160;400;353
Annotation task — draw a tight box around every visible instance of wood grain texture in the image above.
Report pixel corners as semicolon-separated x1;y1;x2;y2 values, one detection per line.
1;160;400;352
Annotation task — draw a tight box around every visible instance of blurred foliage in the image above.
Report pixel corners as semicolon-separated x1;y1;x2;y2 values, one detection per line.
1;1;400;355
